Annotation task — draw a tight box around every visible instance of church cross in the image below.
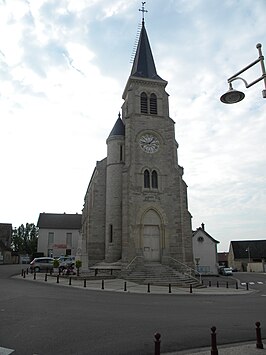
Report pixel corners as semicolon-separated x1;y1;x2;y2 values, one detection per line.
139;2;148;23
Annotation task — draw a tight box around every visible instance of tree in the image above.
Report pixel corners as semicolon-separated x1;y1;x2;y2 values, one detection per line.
12;223;38;256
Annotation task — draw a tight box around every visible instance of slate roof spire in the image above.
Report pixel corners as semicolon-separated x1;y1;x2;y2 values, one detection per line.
108;112;125;138
130;5;163;81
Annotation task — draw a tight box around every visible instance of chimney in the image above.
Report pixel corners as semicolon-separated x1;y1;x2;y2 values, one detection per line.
201;223;205;231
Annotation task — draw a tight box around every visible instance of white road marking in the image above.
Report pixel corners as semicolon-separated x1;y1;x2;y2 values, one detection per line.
257;281;263;284
0;347;15;355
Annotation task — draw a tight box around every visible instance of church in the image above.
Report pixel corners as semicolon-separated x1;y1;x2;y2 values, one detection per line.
80;13;195;275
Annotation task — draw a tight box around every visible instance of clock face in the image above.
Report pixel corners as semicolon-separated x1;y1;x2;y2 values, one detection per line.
139;134;160;153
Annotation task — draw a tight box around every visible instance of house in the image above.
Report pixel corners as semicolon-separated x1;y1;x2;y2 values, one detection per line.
218;252;229;267
192;223;219;275
80;14;194;272
37;213;82;258
0;223;12;264
228;240;266;272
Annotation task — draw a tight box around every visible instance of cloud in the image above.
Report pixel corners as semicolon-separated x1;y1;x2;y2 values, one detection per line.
0;0;266;252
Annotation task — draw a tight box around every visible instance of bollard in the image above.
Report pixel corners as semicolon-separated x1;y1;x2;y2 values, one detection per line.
44;273;47;282
33;272;36;280
255;322;264;349
154;332;161;355
211;326;218;355
190;284;192;294
236;281;238;289
21;269;24;277
216;281;219;288
246;282;249;291
147;283;150;293
101;279;104;290
69;277;72;285
168;284;172;294
209;280;211;287
84;279;86;288
26;268;28;275
23;270;26;279
57;275;59;283
226;281;228;288
124;282;127;292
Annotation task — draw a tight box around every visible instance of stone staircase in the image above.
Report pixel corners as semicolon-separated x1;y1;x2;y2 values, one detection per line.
122;262;203;288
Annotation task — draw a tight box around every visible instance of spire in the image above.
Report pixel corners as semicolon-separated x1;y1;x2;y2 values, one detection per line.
108;112;125;138
130;6;163;81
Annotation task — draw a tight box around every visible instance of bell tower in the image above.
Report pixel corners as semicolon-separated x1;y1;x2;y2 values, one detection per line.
81;4;194;271
120;9;194;268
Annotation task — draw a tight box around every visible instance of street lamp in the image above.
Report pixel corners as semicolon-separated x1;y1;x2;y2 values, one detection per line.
220;43;266;104
246;247;251;263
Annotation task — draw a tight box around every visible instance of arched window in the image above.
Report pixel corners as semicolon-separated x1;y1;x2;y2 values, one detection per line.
150;93;157;115
151;170;158;188
140;92;148;114
144;169;150;188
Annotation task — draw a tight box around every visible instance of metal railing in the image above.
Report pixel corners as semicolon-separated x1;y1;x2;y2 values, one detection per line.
125;255;144;270
164;256;202;283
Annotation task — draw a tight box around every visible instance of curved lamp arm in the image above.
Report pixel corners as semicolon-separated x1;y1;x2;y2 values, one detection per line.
221;43;266;103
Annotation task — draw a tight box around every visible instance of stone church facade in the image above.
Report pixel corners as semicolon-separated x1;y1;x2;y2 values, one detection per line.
80;19;194;272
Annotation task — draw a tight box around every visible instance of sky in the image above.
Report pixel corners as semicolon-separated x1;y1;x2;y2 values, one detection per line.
1;0;266;252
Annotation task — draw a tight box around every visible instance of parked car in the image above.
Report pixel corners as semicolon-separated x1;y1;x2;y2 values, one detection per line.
221;267;233;276
55;256;75;270
29;257;54;272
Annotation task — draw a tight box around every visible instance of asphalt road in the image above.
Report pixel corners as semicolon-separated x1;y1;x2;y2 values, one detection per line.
0;265;266;355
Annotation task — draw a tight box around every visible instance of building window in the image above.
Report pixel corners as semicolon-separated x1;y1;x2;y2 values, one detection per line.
144;169;150;188
150;93;157;114
151;170;158;188
140;92;148;113
48;232;54;246
48;249;53;257
120;145;123;161
109;224;113;243
66;232;72;247
144;169;158;189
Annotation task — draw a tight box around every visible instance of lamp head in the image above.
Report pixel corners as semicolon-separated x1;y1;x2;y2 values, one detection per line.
220;83;245;104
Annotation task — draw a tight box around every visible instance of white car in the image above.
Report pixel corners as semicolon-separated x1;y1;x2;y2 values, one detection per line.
221;267;233;276
56;256;75;269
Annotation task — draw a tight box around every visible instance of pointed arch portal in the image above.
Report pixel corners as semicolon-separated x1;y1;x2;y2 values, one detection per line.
142;209;161;261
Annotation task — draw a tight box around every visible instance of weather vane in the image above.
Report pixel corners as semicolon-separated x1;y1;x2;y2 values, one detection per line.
139;2;148;23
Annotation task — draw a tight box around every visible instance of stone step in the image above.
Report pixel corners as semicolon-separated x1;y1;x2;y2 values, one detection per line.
122;262;203;288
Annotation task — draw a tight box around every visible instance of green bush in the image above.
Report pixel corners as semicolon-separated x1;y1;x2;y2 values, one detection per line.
75;260;82;268
53;259;60;268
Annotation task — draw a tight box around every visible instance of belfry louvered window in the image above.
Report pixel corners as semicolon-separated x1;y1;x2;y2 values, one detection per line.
151;170;158;188
140;92;148;113
144;169;150;188
150;93;157;114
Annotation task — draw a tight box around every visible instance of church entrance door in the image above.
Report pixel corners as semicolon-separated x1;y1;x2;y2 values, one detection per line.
143;225;160;261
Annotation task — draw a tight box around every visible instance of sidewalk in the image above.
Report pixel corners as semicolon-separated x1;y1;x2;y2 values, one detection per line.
14;272;255;295
165;340;266;354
